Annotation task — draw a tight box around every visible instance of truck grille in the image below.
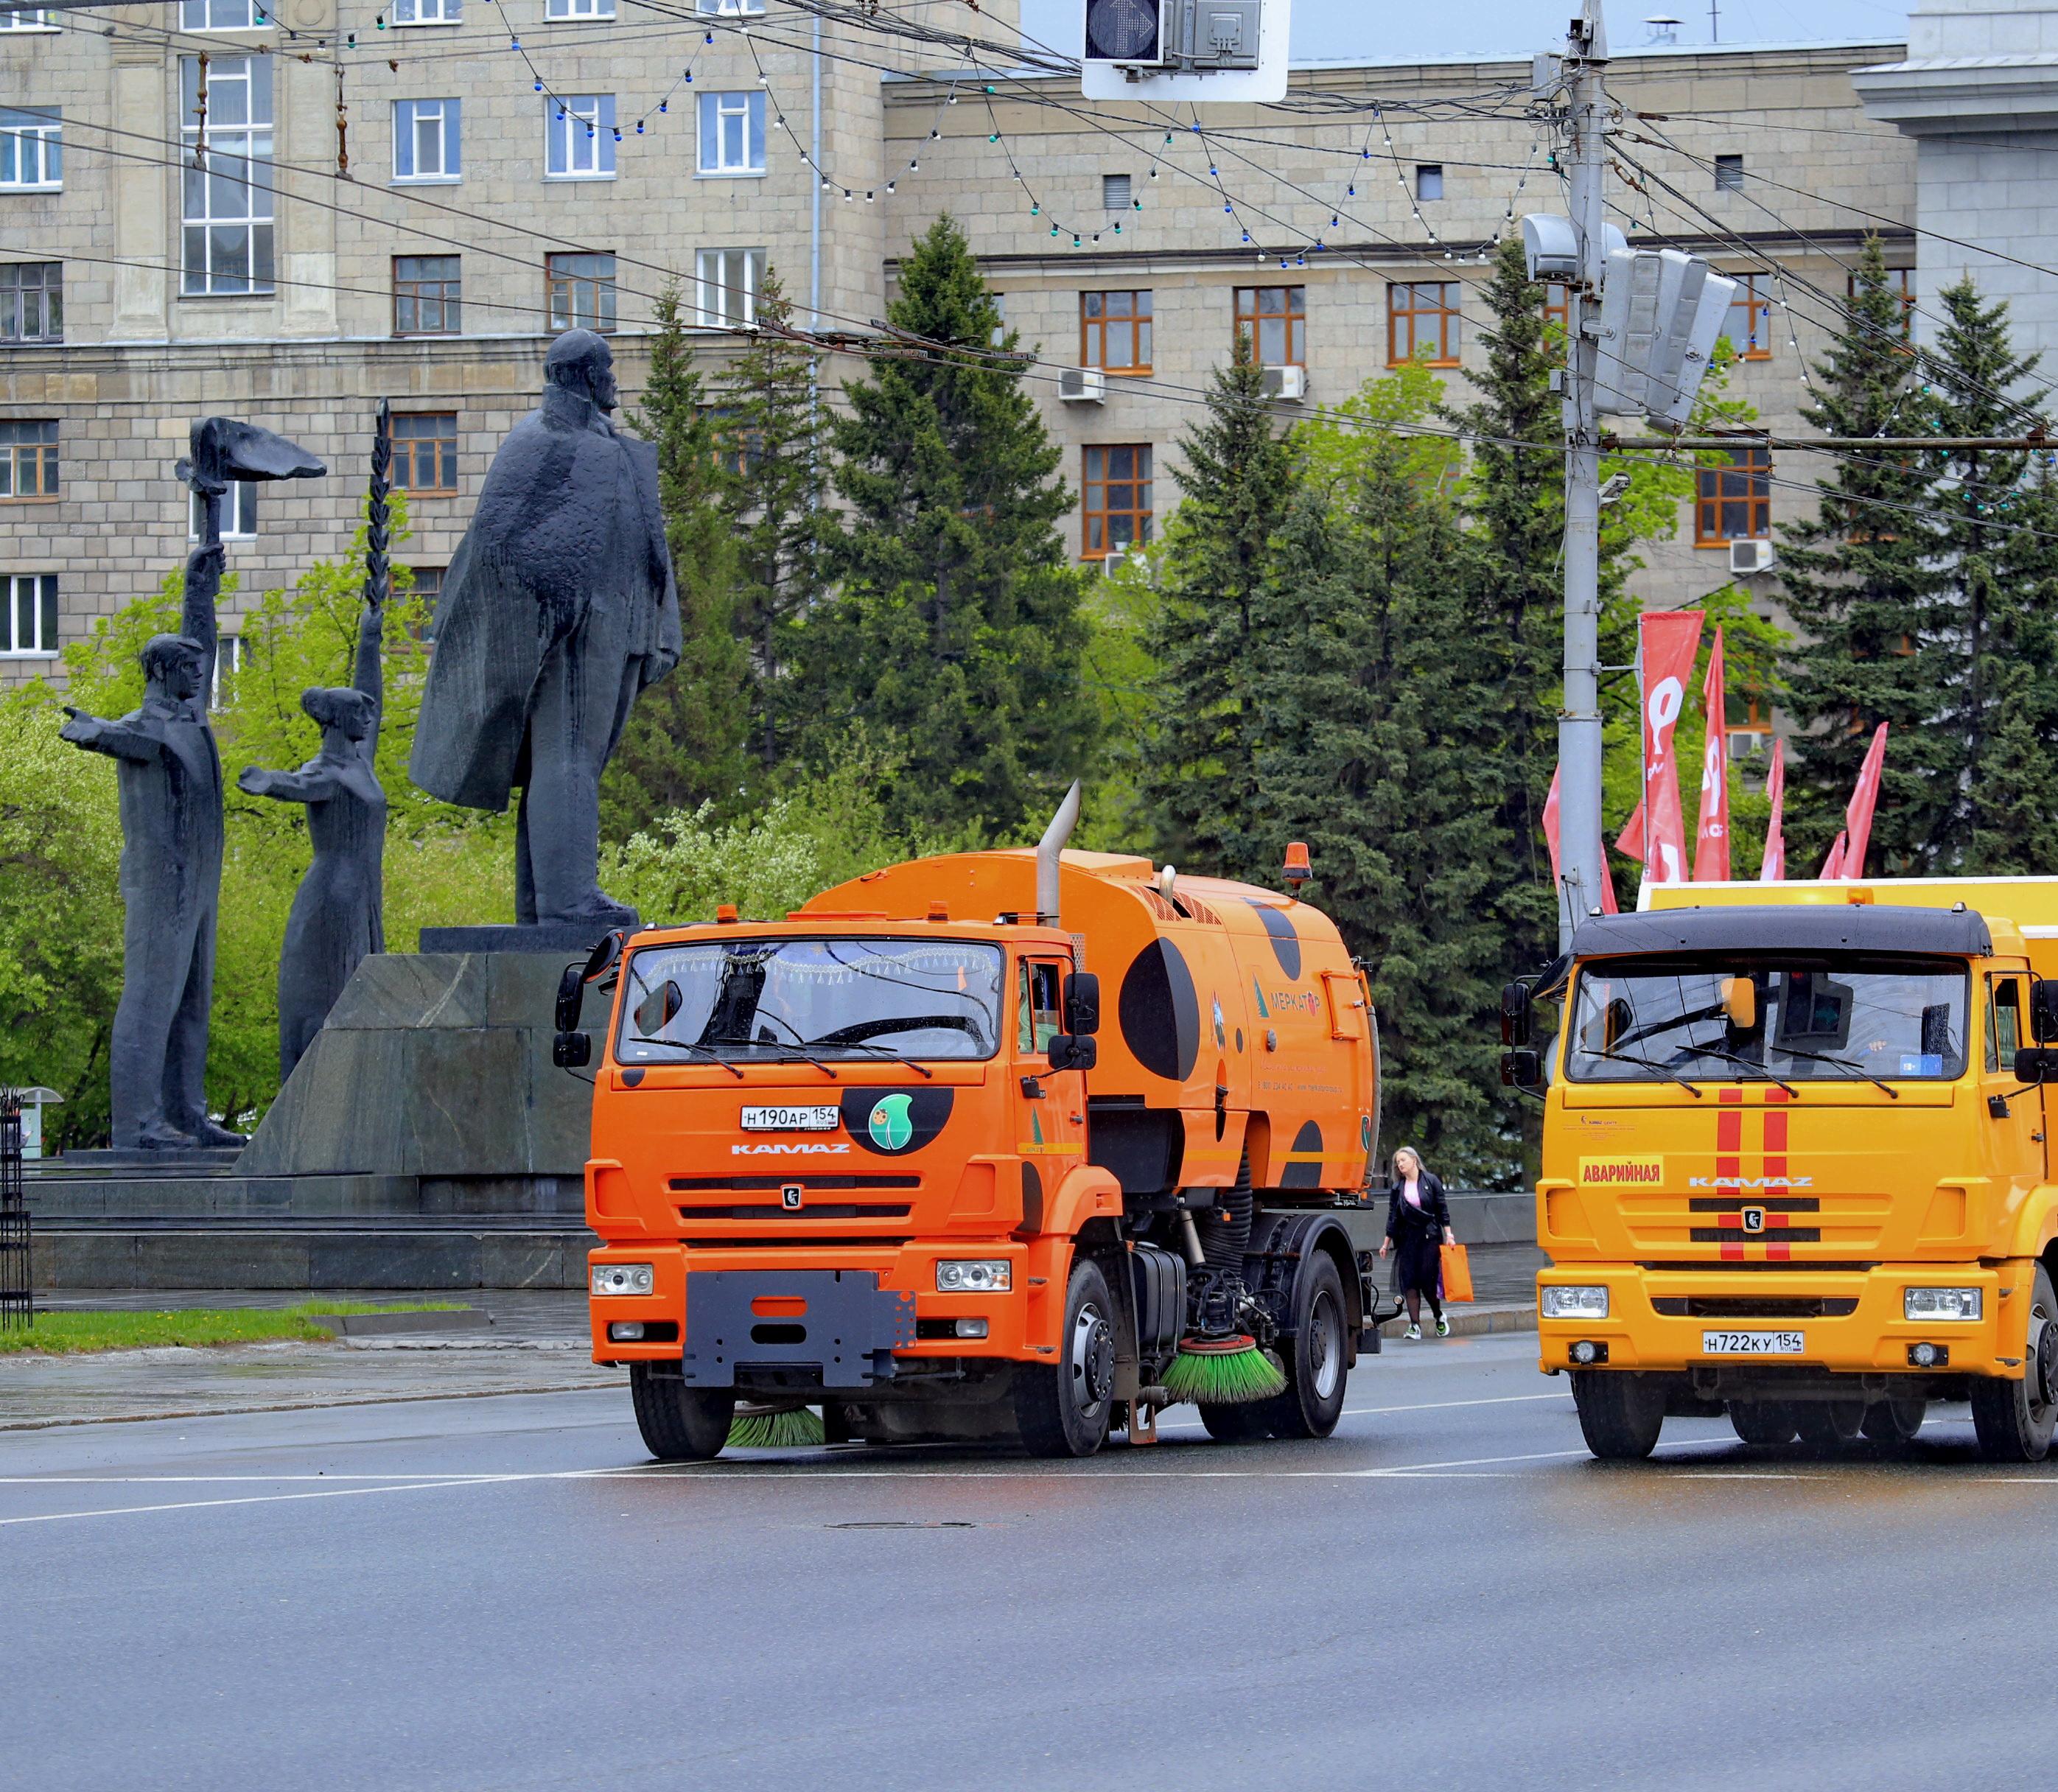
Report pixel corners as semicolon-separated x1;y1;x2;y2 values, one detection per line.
1617;1191;1887;1259
1651;1296;1860;1319
676;1203;912;1222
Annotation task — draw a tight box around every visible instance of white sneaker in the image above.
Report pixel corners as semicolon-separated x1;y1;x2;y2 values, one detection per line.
1404;1323;1422;1341
1435;1314;1451;1338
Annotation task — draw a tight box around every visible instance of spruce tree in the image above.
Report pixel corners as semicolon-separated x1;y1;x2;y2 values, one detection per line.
1777;236;1952;873
601;283;750;839
721;265;827;775
1928;276;2058;870
1141;332;1301;882
799;216;1093;839
1251;440;1511;1181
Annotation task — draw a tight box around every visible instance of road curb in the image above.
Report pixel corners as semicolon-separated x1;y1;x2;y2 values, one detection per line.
1375;1303;1536;1340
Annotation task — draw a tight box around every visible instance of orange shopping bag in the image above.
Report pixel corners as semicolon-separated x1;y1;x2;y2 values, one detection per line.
1440;1242;1475;1303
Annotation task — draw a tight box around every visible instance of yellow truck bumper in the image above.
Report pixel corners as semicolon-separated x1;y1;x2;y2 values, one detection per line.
1537;1261;2032;1379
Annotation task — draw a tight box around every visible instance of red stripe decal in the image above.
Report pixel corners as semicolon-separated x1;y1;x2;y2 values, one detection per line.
1722;1244;1744;1261
1765;1110;1788;1152
1768;1241;1791;1261
1718;1112;1742;1154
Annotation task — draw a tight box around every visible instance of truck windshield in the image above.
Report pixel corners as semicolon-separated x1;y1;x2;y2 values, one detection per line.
1565;953;1970;1086
615;937;1005;1065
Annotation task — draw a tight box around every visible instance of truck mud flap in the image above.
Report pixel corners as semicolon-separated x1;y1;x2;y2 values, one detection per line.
682;1270;916;1391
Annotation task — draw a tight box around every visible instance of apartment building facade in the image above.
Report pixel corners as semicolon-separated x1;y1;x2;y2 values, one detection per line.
4;2;1917;746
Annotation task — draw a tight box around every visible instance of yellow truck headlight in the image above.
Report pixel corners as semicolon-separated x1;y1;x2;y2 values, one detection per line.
1541;1285;1609;1320
1903;1287;1981;1322
937;1259;1012;1293
592;1263;654;1297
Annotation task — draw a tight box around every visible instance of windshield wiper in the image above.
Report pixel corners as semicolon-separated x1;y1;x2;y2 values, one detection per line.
1586;1049;1706;1097
628;1036;745;1079
813;1040;935;1079
709;1033;839;1079
1772;1043;1901;1099
1679;1035;1799;1098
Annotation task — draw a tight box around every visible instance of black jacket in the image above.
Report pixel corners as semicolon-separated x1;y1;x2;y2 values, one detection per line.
1385;1170;1452;1242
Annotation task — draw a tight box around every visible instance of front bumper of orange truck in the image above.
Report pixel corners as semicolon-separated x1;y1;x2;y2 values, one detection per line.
587;1240;1075;1371
1536;1260;2036;1380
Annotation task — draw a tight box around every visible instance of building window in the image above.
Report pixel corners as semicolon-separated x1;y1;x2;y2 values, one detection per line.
695;248;763;329
1082;290;1152;374
1415;164;1443;201
1714;153;1745;192
1387;281;1459;367
3;574;59;657
191;481;259;539
1102;172;1132;211
698;91;766;175
1082;444;1153;559
1;263;63;343
1849;265;1917;341
0;108;62;191
1235;284;1306;368
393;99;461;182
390;0;461;21
1541;280;1570;333
406;565;444;642
704;406;763;478
545;95;616;179
546;0;615;15
1695;447;1771;545
393;254;461;335
392;413;459;495
0;420;58;500
181;56;274;295
547;252;617;333
181;0;262;27
1721;273;1771;360
208;634;251;710
698;0;764;13
0;8;60;29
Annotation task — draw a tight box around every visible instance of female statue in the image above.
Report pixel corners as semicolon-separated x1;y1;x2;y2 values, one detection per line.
237;592;386;1081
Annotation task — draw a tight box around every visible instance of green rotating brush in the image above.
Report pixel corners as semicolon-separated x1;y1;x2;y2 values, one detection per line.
727;1403;827;1449
1161;1334;1286;1404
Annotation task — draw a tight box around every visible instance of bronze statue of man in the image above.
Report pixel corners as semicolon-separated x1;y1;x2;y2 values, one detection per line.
408;329;682;928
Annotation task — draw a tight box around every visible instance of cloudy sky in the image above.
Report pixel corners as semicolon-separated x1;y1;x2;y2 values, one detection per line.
1026;0;1911;64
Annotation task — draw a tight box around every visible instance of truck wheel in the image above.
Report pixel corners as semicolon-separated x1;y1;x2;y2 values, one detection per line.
1256;1251;1351;1440
1729;1401;1798;1446
1572;1371;1665;1461
1861;1399;1925;1444
630;1364;736;1462
1014;1259;1116;1458
1793;1401;1866;1449
1972;1264;2058;1463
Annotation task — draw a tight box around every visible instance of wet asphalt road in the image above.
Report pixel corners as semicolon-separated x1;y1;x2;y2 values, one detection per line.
7;1333;2058;1792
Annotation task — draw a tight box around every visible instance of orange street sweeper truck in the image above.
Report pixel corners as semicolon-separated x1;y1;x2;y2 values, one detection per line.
561;788;1387;1459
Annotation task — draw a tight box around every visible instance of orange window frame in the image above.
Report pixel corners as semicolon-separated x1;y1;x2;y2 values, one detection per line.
1387;281;1460;368
1081;290;1153;374
1848;267;1916;343
1232;284;1306;368
1695;446;1771;545
1722;273;1773;360
391;413;459;496
1082;443;1153;560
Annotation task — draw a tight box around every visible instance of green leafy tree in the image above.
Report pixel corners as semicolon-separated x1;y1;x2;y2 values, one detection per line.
799;214;1094;840
1141;334;1302;882
722;265;828;774
601;281;750;840
1777;236;1951;873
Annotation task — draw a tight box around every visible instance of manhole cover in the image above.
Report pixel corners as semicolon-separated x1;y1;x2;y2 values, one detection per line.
826;1520;980;1530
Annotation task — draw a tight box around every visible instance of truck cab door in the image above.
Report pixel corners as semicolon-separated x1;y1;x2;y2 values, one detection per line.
1986;973;2047;1185
1016;956;1085;1172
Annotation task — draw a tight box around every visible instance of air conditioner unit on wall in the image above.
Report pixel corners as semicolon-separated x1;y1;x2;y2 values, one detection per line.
1729;538;1775;575
1261;365;1307;402
1060;367;1108;403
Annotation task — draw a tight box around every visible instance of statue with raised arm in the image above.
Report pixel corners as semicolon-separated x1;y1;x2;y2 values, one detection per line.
58;417;324;1151
407;329;682;931
239;405;392;1082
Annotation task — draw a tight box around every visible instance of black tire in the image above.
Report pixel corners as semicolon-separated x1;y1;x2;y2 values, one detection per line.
1793;1400;1866;1449
1256;1251;1351;1440
1973;1264;2058;1463
1198;1403;1272;1442
1572;1371;1665;1460
630;1364;736;1462
1729;1401;1799;1446
1014;1259;1117;1458
1861;1399;1925;1444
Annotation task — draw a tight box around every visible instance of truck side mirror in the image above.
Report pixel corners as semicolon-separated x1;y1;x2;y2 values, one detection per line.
554;963;586;1035
1047;1034;1098;1073
633;979;683;1037
2015;1046;2057;1084
2031;979;2058;1044
1063;971;1100;1037
1501;981;1533;1048
1501;1048;1543;1093
553;1030;592;1069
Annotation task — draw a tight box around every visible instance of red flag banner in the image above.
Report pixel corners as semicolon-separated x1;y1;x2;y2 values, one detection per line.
1821;830;1848;881
1693;624;1730;882
1840;723;1889;878
1546;764;1620;915
1629;610;1704;885
1761;737;1787;882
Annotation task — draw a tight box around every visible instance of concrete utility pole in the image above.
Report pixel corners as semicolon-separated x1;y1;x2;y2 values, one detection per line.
1557;0;1610;951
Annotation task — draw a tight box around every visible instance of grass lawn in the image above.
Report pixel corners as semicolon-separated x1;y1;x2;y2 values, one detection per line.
0;1301;466;1356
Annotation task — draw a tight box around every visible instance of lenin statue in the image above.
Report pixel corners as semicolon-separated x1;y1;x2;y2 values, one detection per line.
408;330;682;928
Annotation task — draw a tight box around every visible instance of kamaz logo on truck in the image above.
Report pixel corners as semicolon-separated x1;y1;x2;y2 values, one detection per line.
1687;1175;1815;1189
732;1142;853;1156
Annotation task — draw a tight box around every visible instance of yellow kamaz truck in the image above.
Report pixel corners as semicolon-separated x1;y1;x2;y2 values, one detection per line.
1503;878;2058;1463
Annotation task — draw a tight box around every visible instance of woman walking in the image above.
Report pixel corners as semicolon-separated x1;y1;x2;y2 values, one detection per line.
1379;1147;1455;1340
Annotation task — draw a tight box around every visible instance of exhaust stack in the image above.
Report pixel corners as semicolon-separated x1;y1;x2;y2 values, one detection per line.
1036;780;1083;925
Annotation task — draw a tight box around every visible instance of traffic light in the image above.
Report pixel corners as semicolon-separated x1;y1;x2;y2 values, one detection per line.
1085;0;1163;63
1082;0;1284;102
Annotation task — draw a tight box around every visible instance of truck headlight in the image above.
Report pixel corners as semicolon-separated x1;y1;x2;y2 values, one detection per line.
1904;1287;1981;1322
1541;1284;1609;1320
936;1259;1012;1293
592;1263;654;1297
